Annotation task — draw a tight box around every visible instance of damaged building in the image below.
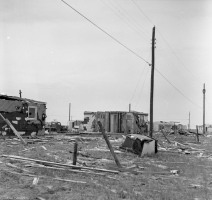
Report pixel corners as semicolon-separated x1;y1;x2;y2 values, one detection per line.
153;121;187;132
0;94;47;136
83;111;148;134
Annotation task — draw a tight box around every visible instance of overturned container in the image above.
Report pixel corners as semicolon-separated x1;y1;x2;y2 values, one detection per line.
120;134;157;156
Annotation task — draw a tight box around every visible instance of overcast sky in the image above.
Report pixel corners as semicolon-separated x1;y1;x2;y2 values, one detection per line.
1;0;212;128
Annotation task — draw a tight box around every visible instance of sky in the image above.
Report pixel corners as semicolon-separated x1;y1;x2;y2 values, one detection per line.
1;0;212;128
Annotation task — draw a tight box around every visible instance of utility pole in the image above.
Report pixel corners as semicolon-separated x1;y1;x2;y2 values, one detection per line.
203;83;206;134
19;90;22;98
69;103;71;122
149;26;156;138
129;103;131;112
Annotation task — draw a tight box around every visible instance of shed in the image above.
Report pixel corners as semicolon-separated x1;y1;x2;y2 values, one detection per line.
83;110;148;134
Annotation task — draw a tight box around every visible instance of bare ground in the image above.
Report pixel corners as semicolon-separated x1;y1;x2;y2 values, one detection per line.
0;131;212;200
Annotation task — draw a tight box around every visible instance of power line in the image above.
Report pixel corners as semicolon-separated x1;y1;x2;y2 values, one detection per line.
129;66;148;103
155;68;202;109
100;0;150;42
61;0;202;111
129;0;203;85
135;68;150;109
129;0;203;110
130;0;154;25
156;29;203;85
61;0;151;66
106;0;150;40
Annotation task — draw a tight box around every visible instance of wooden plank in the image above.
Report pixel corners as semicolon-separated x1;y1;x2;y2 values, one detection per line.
161;129;171;144
0;113;27;145
2;169;87;184
27;164;107;176
1;155;119;174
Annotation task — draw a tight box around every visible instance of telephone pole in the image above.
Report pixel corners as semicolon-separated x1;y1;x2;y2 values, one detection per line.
203;83;206;134
149;26;156;138
69;103;71;122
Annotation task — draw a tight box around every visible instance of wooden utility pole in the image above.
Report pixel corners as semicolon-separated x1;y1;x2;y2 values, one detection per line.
69;103;71;121
203;83;206;134
149;26;156;138
19;90;22;98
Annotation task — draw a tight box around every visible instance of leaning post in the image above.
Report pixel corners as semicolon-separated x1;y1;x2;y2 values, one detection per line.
97;121;122;169
73;141;78;165
196;125;199;142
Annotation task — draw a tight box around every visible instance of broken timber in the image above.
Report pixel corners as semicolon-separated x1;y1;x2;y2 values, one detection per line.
1;155;119;174
161;129;171;144
2;169;87;184
0;113;27;145
97;121;122;169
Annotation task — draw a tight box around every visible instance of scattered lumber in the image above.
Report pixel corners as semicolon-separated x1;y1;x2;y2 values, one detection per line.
5;162;32;174
26;163;109;176
174;141;205;151
1;155;119;174
2;169;87;184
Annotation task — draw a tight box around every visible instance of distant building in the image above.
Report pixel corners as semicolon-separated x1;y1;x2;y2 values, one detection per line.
0;94;47;136
153;121;173;132
197;124;212;133
83;111;148;134
153;121;187;132
83;111;97;132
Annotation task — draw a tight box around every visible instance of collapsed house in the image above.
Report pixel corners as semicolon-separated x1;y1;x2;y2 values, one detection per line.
83;111;148;134
0;94;47;136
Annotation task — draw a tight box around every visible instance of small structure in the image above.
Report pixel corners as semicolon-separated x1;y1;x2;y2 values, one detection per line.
154;121;188;132
197;124;212;133
153;121;173;132
0;94;47;136
83;111;99;132
83;111;148;134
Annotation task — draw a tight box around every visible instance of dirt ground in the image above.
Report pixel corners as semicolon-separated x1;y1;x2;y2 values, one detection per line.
1;131;212;200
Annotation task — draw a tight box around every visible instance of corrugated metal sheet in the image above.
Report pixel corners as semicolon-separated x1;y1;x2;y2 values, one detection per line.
0;95;46;105
0;99;22;112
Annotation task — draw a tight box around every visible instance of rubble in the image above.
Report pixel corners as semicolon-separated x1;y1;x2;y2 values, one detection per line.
0;127;211;199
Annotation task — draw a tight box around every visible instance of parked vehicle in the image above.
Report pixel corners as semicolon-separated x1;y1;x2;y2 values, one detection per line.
45;121;68;133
